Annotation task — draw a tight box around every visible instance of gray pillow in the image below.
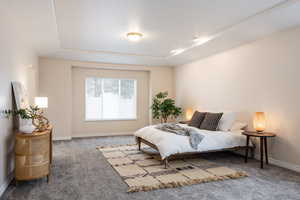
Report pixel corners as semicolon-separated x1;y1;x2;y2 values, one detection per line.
188;111;207;128
199;112;223;131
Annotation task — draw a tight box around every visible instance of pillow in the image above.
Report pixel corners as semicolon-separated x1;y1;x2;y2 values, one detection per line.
188;111;207;128
199;112;223;131
231;121;248;131
217;112;237;131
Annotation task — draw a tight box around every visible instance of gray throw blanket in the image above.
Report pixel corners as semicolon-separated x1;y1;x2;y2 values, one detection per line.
155;123;204;149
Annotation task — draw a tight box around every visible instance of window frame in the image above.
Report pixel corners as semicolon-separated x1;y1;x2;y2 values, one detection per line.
85;77;138;121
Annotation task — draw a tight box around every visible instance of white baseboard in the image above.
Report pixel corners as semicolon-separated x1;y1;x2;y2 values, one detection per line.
0;173;13;198
53;136;72;141
253;153;300;173
72;132;133;138
268;157;300;172
53;132;133;141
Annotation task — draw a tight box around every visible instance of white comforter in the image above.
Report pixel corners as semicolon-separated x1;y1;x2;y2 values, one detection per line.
134;124;248;159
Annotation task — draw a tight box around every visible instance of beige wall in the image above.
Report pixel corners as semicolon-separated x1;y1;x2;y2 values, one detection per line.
175;26;300;169
39;58;174;140
0;12;39;196
72;67;149;137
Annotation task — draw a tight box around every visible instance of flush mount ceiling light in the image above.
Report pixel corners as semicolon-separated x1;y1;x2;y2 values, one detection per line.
126;32;143;42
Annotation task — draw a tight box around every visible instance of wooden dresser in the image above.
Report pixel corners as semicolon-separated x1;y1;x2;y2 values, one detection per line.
15;126;53;184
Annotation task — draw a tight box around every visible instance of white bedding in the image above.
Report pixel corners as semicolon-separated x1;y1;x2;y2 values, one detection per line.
134;124;249;159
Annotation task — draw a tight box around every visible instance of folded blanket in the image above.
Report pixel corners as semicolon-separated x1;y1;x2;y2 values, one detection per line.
155;123;204;149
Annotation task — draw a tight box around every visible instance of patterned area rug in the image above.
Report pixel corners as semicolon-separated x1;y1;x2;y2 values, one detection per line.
97;144;248;192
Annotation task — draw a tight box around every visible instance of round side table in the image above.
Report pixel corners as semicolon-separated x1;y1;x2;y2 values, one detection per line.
242;131;276;169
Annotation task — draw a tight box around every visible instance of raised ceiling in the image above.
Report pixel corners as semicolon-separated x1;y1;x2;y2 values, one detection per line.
4;0;300;66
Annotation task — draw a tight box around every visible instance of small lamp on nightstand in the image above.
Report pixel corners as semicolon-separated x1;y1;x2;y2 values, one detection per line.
253;112;266;133
185;108;193;121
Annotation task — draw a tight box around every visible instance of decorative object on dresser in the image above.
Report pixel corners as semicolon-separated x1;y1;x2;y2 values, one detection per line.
33;97;49;132
4;105;50;132
11;82;35;133
242;131;276;169
5;82;50;133
15;126;53;185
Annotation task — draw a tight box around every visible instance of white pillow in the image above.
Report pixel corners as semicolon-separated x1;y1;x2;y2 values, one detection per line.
231;121;248;131
217;112;237;131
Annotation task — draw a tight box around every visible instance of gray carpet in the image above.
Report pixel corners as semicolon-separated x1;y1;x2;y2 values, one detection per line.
1;136;300;200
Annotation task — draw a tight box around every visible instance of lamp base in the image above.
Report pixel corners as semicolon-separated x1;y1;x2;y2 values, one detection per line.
256;130;264;134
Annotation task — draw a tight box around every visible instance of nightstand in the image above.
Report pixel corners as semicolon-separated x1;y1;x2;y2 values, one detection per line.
15;126;53;184
242;131;276;169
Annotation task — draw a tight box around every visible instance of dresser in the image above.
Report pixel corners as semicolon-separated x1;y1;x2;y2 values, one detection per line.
15;126;53;184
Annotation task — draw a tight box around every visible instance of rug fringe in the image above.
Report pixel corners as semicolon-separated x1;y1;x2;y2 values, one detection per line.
127;172;248;193
96;143;137;149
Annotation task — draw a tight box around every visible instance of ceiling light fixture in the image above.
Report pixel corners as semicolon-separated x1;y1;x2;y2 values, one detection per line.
170;48;186;55
193;36;213;46
127;32;143;42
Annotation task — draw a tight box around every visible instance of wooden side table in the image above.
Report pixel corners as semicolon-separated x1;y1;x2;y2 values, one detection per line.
242;131;276;169
15;126;53;184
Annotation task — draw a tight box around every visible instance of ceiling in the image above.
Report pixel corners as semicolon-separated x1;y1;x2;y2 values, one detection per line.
3;0;300;66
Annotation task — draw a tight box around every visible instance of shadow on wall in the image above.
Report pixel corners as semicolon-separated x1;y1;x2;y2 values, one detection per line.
5;132;14;182
3;86;21;183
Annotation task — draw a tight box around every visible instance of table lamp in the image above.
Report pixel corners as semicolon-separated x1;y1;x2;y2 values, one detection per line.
253;112;266;133
185;108;193;121
35;97;48;109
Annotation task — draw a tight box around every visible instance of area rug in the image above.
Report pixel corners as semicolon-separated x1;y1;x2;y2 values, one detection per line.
96;144;248;192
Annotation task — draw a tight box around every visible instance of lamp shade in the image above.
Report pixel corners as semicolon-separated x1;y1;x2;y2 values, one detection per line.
35;97;48;108
253;112;266;132
185;108;193;121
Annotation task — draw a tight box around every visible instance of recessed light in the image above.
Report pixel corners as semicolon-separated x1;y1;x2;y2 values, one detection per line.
193;36;212;46
127;32;143;42
170;48;186;55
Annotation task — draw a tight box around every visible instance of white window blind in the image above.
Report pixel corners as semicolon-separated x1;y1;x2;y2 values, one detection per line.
85;77;137;120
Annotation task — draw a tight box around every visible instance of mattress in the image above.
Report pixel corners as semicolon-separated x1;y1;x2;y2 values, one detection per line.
134;124;249;159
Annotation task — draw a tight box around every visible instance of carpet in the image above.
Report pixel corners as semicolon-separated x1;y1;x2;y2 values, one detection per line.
97;144;248;193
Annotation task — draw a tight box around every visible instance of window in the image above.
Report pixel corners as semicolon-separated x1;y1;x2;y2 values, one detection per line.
85;77;137;120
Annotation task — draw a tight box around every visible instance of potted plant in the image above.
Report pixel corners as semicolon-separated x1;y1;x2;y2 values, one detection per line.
4;105;49;132
151;92;182;123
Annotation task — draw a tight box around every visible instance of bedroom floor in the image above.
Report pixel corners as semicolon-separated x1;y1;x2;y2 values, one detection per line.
1;136;300;200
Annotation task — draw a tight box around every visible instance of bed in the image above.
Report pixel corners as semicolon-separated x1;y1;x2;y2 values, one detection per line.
134;123;255;168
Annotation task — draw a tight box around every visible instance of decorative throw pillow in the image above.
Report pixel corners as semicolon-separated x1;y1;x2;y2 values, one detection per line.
231;121;248;131
217;112;237;131
200;112;223;131
188;111;207;128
